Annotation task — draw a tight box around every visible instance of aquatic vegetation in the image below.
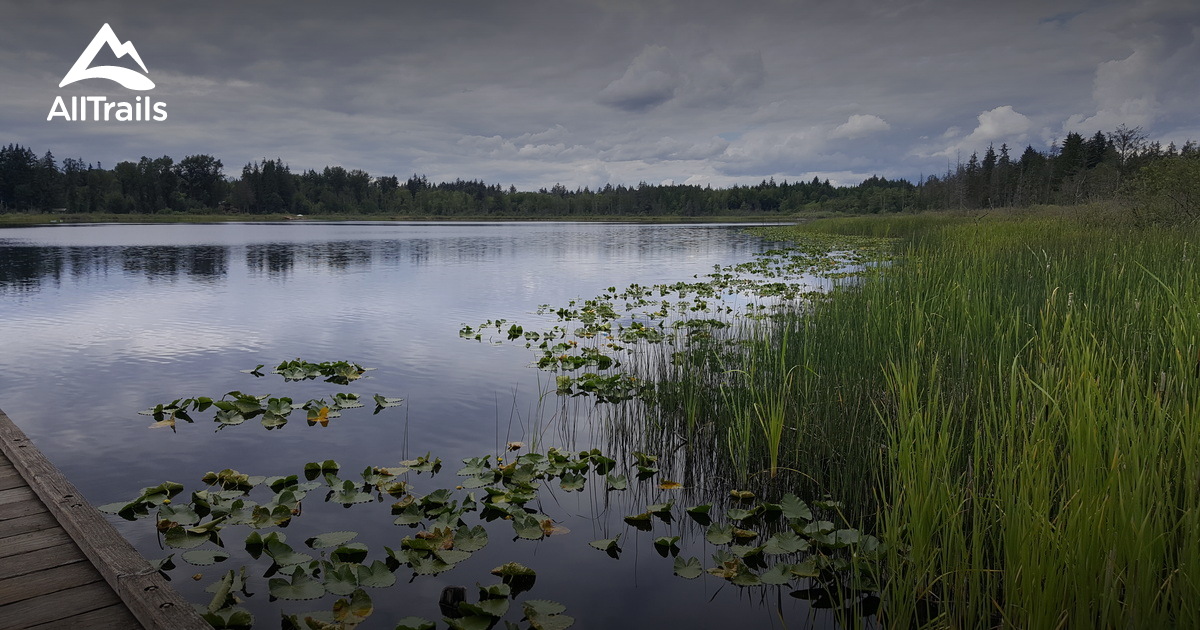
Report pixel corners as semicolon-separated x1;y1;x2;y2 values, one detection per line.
243;359;374;385
627;214;1200;626
103;444;882;629
140;361;402;431
459;233;892;406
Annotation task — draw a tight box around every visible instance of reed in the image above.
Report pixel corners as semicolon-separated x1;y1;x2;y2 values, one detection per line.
634;208;1200;626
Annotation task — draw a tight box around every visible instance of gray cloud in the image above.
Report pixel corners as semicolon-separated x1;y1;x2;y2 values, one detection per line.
598;45;680;111
1;0;1197;189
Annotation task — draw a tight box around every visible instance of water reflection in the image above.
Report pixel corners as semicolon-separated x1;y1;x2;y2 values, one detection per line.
0;221;845;629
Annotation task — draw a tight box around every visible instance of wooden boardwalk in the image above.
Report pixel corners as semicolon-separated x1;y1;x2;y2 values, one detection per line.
0;408;208;629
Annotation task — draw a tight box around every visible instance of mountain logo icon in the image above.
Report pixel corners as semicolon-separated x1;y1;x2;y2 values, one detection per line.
59;23;155;91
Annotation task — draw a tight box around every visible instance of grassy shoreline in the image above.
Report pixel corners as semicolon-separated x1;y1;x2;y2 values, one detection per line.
633;206;1199;626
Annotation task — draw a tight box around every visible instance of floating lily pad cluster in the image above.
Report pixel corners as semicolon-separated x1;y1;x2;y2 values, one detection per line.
103;445;883;629
140;360;403;431
243;360;374;386
459;233;891;402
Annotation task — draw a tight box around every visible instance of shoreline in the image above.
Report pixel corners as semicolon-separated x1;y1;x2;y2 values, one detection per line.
0;212;837;227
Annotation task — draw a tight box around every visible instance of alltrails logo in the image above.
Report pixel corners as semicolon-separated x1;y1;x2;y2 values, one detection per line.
47;23;167;122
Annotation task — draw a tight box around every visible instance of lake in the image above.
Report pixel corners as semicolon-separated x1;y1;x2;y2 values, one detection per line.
0;221;853;629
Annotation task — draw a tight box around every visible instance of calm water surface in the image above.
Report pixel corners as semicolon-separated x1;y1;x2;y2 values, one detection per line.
0;221;848;629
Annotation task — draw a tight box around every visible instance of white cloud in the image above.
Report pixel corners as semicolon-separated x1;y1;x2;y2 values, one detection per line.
1065;46;1159;133
930;106;1032;158
830;114;890;139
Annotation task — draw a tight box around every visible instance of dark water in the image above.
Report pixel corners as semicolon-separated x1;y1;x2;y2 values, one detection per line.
0;221;850;629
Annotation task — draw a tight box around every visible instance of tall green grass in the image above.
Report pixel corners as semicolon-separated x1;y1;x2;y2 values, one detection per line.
635;210;1200;626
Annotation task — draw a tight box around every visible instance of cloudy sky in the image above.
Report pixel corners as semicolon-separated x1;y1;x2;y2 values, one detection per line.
2;0;1197;189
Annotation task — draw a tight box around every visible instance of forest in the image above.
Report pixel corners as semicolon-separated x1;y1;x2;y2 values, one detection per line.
0;124;1196;219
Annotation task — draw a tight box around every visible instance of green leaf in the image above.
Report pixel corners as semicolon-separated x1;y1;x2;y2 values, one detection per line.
268;566;325;600
304;460;340;481
328;480;374;505
559;473;586;492
455;525;489;552
760;563;796;585
305;531;359;549
705;523;734;545
803;520;836;536
478;582;511;600
623;511;653;531
654;536;680;547
457;456;492;477
588;535;621;552
332;588;373;624
732;528;759;541
673;556;703;579
731;569;763;587
779;493;813;521
462;595;509;618
164;526;213;549
321;562;360;597
790;557;821;578
394;618;436;630
265;538;313;568
330;543;369;564
182;549;230;566
512;512;546;540
685;504;712;519
648;500;674;518
357;560;396;588
435;549;473;565
523;599;574;630
490;562;536;578
408;553;453;575
731;544;765;559
200;607;254;630
726;506;761;522
605;474;627;491
763;531;810;555
447;616;495;630
150;554;175;574
158;503;200;526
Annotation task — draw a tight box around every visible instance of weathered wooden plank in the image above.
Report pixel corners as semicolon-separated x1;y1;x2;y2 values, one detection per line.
0;510;58;539
0;474;25;492
0;496;50;521
0;408;209;630
0;560;105;606
0;528;72;559
0;485;35;505
0;468;24;491
0;580;123;629
0;541;85;580
25;602;141;630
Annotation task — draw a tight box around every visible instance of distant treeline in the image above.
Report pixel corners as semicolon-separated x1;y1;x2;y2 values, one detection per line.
0;125;1195;217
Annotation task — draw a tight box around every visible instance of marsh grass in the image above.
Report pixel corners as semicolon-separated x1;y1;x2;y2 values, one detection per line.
633;209;1200;626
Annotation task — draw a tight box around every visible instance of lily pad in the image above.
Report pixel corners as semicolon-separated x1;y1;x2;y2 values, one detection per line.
780;493;813;521
763;531;810;555
673;556;703;579
182;549;231;566
705;523;734;545
305;531;359;549
588;535;621;553
394;618;436;630
328;480;373;506
268;566;325;600
605;474;628;491
523;599;574;630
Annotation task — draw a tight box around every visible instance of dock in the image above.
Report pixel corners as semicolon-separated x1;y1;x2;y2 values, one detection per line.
0;408;209;629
